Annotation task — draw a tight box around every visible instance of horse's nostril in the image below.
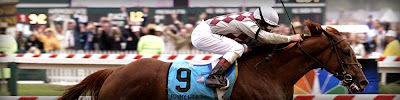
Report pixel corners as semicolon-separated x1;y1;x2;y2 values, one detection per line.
360;80;369;86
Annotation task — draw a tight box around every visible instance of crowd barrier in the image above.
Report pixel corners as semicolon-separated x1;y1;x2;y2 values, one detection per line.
2;54;399;66
0;54;399;95
0;54;399;84
0;94;399;100
47;49;213;55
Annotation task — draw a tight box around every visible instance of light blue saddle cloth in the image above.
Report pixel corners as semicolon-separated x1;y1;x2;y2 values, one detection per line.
167;60;238;100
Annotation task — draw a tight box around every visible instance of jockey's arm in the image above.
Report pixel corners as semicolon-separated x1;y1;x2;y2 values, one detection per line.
237;20;291;44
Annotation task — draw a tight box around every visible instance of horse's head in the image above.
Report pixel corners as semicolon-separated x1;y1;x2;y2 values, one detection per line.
304;20;368;93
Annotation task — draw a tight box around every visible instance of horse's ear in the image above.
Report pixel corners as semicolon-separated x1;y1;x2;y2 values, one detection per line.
305;20;323;36
326;26;341;36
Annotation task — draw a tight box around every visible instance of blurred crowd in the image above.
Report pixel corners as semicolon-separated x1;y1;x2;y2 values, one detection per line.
1;7;399;56
325;14;400;56
2;7;201;55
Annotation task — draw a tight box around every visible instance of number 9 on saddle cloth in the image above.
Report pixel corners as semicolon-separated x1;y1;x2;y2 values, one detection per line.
167;60;238;100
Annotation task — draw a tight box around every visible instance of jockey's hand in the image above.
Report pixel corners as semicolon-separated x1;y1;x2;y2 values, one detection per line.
290;34;303;42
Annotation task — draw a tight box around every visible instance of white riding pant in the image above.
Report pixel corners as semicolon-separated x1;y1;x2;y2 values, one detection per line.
191;21;247;64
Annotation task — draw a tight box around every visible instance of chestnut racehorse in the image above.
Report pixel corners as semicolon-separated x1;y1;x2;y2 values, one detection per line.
60;20;368;100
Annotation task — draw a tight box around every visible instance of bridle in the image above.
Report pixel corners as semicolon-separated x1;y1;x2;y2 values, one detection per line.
275;0;362;87
298;29;362;86
254;29;362;86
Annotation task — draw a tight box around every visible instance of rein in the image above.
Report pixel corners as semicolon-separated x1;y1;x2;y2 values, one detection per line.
253;29;361;86
297;30;361;85
253;0;361;87
253;42;297;69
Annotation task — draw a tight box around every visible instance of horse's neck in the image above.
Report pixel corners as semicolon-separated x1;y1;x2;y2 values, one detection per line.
265;51;315;85
237;44;320;95
251;53;312;82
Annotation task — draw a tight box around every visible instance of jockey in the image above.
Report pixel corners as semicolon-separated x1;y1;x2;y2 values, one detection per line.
191;6;303;88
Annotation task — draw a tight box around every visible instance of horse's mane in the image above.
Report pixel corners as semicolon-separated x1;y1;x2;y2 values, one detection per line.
304;19;342;37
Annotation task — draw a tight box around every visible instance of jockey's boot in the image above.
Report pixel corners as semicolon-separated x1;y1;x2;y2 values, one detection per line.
206;58;231;88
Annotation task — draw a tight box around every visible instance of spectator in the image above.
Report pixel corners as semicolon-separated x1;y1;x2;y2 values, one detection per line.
141;7;150;27
73;9;89;25
52;13;64;24
163;25;178;52
82;25;97;50
366;21;382;42
97;22;117;50
382;30;400;56
124;25;142;50
196;12;208;25
177;22;185;31
372;26;387;53
381;22;391;32
49;14;69;51
36;24;47;34
170;13;183;29
185;24;194;34
140;26;150;35
271;25;281;34
281;26;291;36
98;16;108;26
272;24;284;35
79;12;89;26
0;22;17;54
137;28;164;55
292;21;303;35
15;31;27;52
165;28;191;51
64;20;76;49
171;13;180;24
373;20;381;29
359;33;372;54
34;28;60;52
184;24;194;49
25;34;43;54
97;28;107;50
366;25;386;55
365;15;374;29
111;27;124;50
120;7;130;26
78;24;88;49
390;27;400;40
348;33;366;56
73;16;85;50
341;32;349;40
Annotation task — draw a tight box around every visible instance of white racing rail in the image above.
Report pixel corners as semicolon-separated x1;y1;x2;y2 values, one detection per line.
0;54;399;84
0;94;399;100
1;54;399;66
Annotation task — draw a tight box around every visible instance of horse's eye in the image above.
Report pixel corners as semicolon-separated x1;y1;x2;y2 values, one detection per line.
343;50;350;55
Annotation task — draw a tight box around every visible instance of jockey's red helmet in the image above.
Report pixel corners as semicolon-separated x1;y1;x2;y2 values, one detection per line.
253;6;279;27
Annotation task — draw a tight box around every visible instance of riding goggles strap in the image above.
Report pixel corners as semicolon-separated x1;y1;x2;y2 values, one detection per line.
254;7;264;41
255;28;261;41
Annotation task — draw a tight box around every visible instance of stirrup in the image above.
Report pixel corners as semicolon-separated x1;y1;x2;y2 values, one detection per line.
219;78;230;90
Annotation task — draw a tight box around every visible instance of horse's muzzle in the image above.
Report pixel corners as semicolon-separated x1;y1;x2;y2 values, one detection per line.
349;80;369;93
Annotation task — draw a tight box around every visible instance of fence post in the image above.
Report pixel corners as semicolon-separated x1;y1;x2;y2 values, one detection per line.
8;62;17;96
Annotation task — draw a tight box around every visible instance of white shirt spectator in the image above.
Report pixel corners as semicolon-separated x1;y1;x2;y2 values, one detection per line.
64;30;75;48
74;14;88;24
351;44;366;56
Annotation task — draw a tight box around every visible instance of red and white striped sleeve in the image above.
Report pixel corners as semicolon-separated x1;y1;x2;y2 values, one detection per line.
235;19;290;44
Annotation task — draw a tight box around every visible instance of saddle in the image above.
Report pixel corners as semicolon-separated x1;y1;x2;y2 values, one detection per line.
167;60;238;100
